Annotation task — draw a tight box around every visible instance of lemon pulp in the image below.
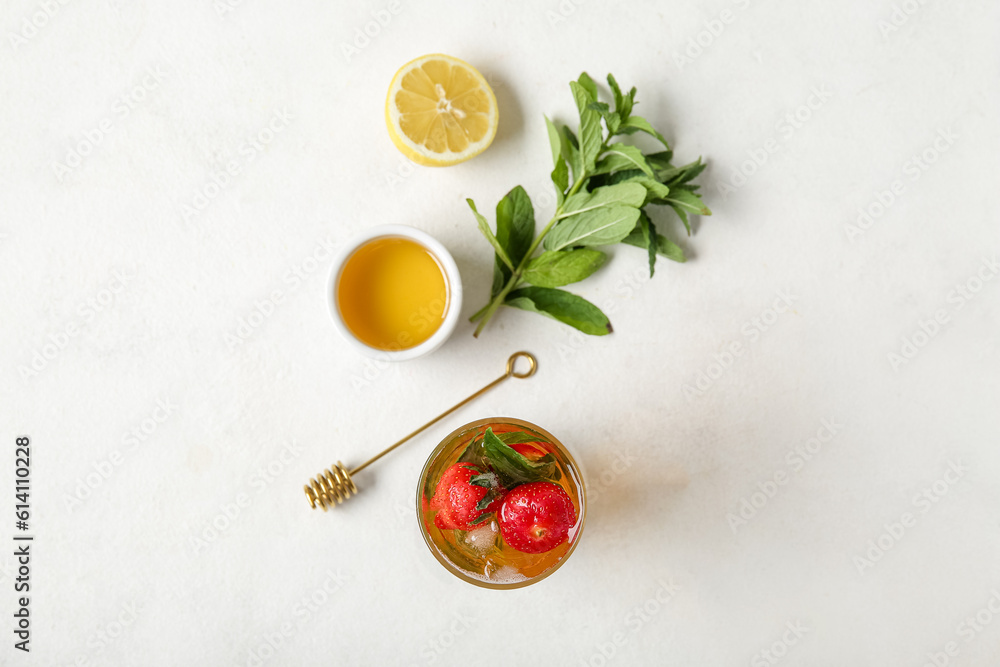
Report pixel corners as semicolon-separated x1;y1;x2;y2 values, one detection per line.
337;237;449;351
386;54;498;166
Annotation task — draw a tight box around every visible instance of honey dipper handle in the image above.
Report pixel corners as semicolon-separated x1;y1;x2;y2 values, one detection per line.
349;352;537;475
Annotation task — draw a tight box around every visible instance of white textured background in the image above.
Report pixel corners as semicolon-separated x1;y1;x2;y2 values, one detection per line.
2;0;999;665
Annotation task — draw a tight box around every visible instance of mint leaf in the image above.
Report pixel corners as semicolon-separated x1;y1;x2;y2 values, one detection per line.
657;157;707;186
481;427;560;486
569;80;593;116
495;187;535;267
469;471;500;488
505;286;612;336
543;205;640;251
605;111;621;135
620;86;636;120
644;150;674;171
578;110;602;170
576;72;598;102
560;125;582;182
639;210;656;277
570;81;603;170
467;199;513;270
551;157;569;205
619;115;670;148
670;204;691;236
457;434;485;465
607;73;624;116
631;176;671;204
544;115;562;167
523;249;607;288
590;171;670;205
560;182;647;217
488;187;534;299
495;431;544;446
622;225;686;263
469;461;505;513
656;188;711;216
594;144;654;177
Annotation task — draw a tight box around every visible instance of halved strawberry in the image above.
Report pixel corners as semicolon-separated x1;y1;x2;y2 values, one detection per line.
499;482;576;554
430;463;504;531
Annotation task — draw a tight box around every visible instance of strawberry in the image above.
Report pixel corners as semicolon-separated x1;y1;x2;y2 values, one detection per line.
510;442;547;460
430;463;503;531
499;482;577;554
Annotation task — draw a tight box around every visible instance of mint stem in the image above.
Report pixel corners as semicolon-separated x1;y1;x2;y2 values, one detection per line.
472;172;591;337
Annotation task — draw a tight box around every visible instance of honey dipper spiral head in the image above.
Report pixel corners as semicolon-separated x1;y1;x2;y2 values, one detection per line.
304;462;357;510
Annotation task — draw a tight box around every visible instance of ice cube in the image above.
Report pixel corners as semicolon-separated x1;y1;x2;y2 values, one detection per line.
464;523;498;553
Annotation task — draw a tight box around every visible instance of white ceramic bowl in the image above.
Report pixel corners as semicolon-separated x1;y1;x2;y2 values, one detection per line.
327;224;463;361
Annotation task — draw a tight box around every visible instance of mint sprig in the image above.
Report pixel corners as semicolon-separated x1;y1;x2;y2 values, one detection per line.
458;428;561;492
481;428;560;487
467;72;711;337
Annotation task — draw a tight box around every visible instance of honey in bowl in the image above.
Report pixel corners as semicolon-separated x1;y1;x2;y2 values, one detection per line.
336;236;449;351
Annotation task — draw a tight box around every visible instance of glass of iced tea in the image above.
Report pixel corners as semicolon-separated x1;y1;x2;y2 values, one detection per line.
417;417;586;589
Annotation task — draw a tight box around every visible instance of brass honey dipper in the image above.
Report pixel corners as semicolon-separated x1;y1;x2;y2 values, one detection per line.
304;351;537;511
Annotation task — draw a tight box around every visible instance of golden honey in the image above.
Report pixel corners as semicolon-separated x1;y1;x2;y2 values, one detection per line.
337;236;448;351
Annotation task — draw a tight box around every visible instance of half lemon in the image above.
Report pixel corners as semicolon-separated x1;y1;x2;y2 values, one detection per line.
385;54;498;167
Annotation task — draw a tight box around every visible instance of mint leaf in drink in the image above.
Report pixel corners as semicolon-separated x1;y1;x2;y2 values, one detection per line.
523;249;607;288
495;431;545;446
465;71;710;337
469;512;493;525
505;286;612;335
457;434;485;464
469;470;501;489
543;204;640;251
481;428;560;486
